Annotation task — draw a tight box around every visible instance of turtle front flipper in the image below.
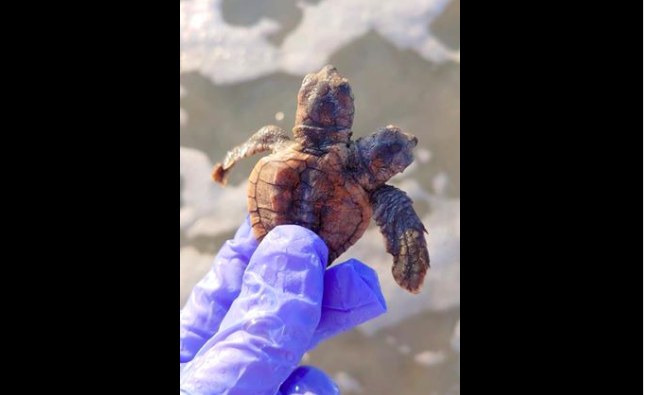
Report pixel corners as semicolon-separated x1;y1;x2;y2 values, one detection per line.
213;125;291;185
371;185;430;294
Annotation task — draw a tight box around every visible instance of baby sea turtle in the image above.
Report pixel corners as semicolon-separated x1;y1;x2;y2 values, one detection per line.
213;65;430;294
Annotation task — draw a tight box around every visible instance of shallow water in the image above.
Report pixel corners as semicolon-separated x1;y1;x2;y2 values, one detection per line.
180;1;460;393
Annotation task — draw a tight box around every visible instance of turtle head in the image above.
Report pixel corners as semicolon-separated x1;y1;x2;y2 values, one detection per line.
295;65;355;132
357;126;418;186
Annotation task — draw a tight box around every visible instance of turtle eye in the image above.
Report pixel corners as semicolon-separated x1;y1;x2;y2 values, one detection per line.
390;143;402;154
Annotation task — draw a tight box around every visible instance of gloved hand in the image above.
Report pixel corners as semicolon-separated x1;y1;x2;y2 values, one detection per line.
180;219;388;395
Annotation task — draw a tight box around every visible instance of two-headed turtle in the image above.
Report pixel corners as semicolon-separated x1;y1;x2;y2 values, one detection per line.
213;65;430;294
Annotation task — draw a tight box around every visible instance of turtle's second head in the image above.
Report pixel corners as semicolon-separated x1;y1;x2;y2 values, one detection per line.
295;65;355;131
358;126;418;185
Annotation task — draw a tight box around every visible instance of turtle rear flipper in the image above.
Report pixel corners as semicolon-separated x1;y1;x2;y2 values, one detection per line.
213;125;291;185
371;185;430;294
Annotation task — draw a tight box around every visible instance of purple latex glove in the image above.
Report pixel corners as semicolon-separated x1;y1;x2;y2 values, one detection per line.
180;219;387;395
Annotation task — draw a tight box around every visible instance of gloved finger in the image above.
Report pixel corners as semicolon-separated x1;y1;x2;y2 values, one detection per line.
180;225;328;395
308;259;388;351
279;366;340;395
180;218;259;363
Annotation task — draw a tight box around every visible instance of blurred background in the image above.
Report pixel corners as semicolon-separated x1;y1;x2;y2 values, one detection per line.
180;0;460;393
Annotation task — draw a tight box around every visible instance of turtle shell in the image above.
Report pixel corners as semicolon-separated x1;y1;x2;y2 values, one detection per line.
248;144;372;263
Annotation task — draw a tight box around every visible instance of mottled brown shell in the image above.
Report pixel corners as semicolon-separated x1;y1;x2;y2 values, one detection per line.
248;144;372;263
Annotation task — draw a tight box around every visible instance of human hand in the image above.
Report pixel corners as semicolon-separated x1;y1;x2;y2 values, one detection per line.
180;219;388;395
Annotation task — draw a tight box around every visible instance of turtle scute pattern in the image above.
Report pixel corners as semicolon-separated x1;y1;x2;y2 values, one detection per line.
248;144;372;264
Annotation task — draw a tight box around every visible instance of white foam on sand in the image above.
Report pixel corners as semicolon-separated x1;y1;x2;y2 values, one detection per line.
414;350;447;367
180;0;459;85
179;146;248;237
180;0;281;85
